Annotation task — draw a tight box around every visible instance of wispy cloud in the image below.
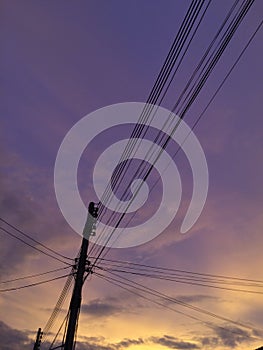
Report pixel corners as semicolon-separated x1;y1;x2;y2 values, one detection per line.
150;334;200;349
170;294;220;304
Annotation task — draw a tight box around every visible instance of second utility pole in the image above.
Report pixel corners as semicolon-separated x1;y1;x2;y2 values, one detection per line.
64;202;98;350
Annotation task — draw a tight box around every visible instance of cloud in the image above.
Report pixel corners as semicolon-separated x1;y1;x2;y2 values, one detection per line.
113;338;144;349
199;335;219;348
214;325;253;348
76;337;144;350
76;327;256;350
151;335;200;349
82;297;124;318
0;321;33;350
0;321;143;350
172;294;219;304
72;334;106;342
197;324;259;349
1;320;260;350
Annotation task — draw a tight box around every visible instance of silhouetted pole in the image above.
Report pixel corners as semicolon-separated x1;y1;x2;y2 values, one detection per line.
33;328;43;350
64;202;98;350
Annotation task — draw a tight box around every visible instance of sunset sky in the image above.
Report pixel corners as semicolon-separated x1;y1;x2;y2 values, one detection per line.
1;1;263;350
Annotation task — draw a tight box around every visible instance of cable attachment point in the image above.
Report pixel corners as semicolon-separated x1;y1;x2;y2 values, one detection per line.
83;202;99;239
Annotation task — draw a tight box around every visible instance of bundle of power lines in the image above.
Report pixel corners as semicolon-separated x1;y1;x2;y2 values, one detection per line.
89;0;262;266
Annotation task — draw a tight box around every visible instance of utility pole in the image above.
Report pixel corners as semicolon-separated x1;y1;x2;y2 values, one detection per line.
64;202;98;350
33;328;43;350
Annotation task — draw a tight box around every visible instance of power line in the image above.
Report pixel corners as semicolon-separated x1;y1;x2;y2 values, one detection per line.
93;0;259;261
93;1;211;253
48;310;70;350
96;0;209;223
0;226;72;266
95;271;213;327
132;15;263;220
96;9;262;261
95;269;254;330
98;266;263;295
41;247;83;342
0;273;71;292
91;0;211;257
134;0;254;211
0;266;71;284
98;0;213;220
94;0;230;229
0;217;73;261
91;256;263;284
172;15;263;150
42;205;97;349
42;270;75;341
173;0;254;116
94;271;257;340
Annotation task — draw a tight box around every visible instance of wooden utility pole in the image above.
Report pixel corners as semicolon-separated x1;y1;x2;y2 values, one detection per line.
33;328;43;350
64;202;98;350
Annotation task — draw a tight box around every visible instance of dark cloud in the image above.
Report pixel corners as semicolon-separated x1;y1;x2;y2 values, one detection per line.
77;335;105;343
199;335;219;348
197;325;258;349
0;321;142;350
175;294;219;304
82;297;124;318
214;325;253;348
113;338;144;349
253;328;263;338
0;321;33;350
151;335;200;349
75;336;144;350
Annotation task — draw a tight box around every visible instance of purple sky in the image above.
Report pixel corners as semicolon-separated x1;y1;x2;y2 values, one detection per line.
1;1;263;349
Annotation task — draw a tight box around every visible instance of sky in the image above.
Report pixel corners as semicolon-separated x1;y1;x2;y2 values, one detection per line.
1;1;263;349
